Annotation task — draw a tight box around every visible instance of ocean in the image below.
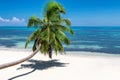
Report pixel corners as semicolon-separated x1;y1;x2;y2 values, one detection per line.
0;26;120;54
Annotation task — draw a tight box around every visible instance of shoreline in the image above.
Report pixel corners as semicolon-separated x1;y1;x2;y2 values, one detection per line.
1;47;120;57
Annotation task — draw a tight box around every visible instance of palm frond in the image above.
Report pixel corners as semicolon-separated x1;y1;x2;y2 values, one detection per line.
62;19;71;26
25;29;41;48
40;41;49;54
40;27;50;44
51;24;74;35
57;25;74;35
56;30;70;45
32;40;37;51
52;36;64;54
44;1;65;21
28;16;43;28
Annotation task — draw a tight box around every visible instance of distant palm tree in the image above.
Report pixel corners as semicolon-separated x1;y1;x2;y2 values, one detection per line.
0;1;73;69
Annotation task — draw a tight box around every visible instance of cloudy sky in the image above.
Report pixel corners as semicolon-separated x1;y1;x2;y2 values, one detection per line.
0;0;120;26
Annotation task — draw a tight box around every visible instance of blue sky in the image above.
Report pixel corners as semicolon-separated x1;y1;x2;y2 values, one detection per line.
0;0;120;26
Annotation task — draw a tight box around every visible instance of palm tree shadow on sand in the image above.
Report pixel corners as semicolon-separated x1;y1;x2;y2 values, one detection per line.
8;59;69;80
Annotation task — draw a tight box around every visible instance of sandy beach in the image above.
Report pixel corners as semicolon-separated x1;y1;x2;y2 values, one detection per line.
0;49;120;80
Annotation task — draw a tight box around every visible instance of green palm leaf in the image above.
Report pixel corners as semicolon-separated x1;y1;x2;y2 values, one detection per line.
28;16;43;28
56;30;70;45
25;29;41;48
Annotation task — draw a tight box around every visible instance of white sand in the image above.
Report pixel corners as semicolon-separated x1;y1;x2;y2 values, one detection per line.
0;50;120;80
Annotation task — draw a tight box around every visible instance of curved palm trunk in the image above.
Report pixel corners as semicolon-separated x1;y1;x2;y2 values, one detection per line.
0;46;40;70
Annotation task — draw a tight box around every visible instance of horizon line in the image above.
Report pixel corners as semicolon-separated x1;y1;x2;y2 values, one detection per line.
0;25;120;27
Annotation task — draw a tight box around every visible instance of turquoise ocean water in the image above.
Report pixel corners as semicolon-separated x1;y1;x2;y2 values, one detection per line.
0;26;120;55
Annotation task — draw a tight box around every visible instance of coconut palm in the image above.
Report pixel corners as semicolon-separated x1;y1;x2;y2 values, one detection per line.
26;1;74;58
0;1;73;69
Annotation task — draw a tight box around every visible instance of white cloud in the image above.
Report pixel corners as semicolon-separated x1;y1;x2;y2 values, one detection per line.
0;16;25;23
12;17;20;22
0;17;10;22
12;17;25;23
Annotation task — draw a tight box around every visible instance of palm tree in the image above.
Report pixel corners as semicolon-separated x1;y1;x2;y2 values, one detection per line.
0;1;73;69
26;1;74;58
